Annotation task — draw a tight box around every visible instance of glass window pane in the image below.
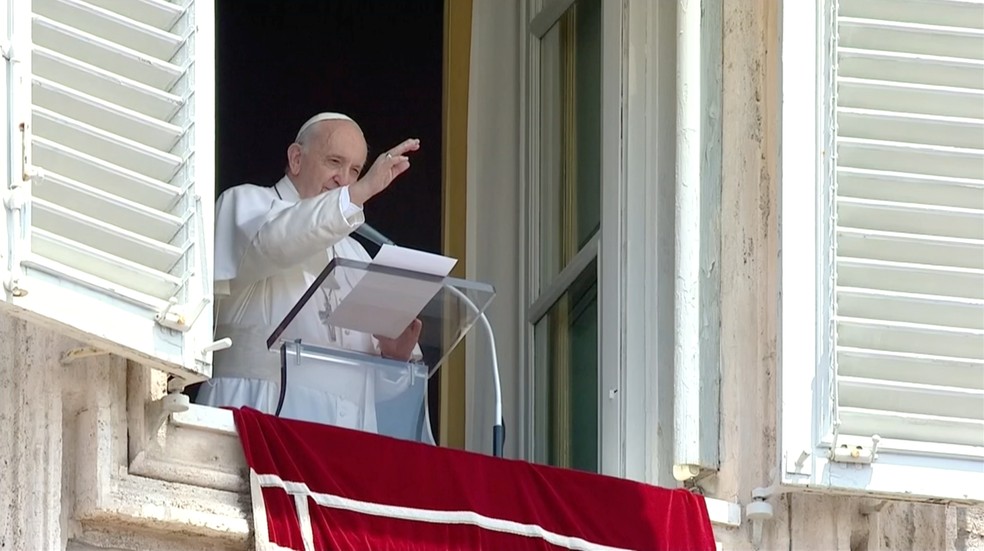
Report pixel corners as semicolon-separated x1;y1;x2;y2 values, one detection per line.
533;262;598;472
538;0;602;291
573;0;602;247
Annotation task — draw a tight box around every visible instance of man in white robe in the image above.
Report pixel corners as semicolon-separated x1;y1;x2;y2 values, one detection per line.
197;112;423;433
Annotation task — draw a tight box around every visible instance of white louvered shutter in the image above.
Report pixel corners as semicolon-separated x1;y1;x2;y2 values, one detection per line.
1;0;215;381
833;0;983;472
780;0;981;502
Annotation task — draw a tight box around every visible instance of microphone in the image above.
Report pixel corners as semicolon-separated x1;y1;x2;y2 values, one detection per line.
353;223;506;457
355;223;396;246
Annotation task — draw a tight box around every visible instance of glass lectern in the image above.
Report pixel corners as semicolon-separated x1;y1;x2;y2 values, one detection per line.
266;257;495;444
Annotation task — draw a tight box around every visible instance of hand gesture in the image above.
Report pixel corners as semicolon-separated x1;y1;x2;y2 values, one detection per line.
377;318;422;362
349;138;421;206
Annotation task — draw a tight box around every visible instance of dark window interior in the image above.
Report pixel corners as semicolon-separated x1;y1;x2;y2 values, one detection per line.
216;0;444;253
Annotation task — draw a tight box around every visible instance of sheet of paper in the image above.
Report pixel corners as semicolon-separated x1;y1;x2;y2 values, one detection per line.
372;244;457;276
327;246;458;339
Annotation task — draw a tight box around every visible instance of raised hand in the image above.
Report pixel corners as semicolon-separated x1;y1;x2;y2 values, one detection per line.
348;138;421;206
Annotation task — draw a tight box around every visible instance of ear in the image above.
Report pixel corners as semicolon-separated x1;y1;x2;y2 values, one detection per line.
286;143;303;175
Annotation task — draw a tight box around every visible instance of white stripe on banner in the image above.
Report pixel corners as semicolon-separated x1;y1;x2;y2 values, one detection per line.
293;493;315;551
250;471;297;551
254;472;632;551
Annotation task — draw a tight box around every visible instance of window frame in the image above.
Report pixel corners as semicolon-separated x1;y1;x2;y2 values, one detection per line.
521;0;683;482
778;0;984;503
522;0;622;475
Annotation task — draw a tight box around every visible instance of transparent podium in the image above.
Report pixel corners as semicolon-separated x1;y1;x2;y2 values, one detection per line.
266;257;495;445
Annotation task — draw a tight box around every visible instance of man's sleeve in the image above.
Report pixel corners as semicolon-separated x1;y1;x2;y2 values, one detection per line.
215;186;364;291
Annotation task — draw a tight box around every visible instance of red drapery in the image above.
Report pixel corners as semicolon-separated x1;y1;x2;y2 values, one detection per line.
233;407;716;551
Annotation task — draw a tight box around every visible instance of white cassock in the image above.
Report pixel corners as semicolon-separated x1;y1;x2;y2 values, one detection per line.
196;176;418;432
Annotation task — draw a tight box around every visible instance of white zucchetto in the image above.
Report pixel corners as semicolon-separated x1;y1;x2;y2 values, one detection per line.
295;112;355;141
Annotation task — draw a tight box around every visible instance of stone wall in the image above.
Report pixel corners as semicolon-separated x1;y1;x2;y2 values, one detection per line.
952;505;984;551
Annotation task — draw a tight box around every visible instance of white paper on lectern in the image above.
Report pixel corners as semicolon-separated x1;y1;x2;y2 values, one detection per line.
327;246;458;339
372;244;457;275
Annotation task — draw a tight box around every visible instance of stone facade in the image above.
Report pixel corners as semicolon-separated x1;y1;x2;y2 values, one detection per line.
0;314;249;551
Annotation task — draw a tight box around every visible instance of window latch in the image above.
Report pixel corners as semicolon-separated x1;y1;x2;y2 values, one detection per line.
828;421;881;465
155;297;210;332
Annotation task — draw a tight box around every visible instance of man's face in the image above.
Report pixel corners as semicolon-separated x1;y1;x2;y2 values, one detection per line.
288;121;368;199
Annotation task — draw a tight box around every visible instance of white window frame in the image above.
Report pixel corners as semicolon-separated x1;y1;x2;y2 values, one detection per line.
617;0;679;486
522;0;701;487
779;0;984;503
521;0;622;476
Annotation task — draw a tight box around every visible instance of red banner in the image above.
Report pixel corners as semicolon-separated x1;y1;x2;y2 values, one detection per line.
233;407;716;551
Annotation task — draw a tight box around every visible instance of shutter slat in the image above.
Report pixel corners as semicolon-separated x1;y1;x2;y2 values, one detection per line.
33;15;182;89
838;317;984;361
838;107;984;149
837;287;984;329
30;230;182;300
841;0;984;29
34;0;184;60
839;347;984;390
837;167;983;208
83;0;184;30
837;228;984;269
32;198;185;273
33;76;182;151
838;258;984;300
839;376;984;420
838;197;983;240
32;137;180;211
34;107;182;181
33;47;182;120
840;17;984;60
34;171;183;242
838;138;984;180
838;77;984;119
838;407;984;448
839;48;984;89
